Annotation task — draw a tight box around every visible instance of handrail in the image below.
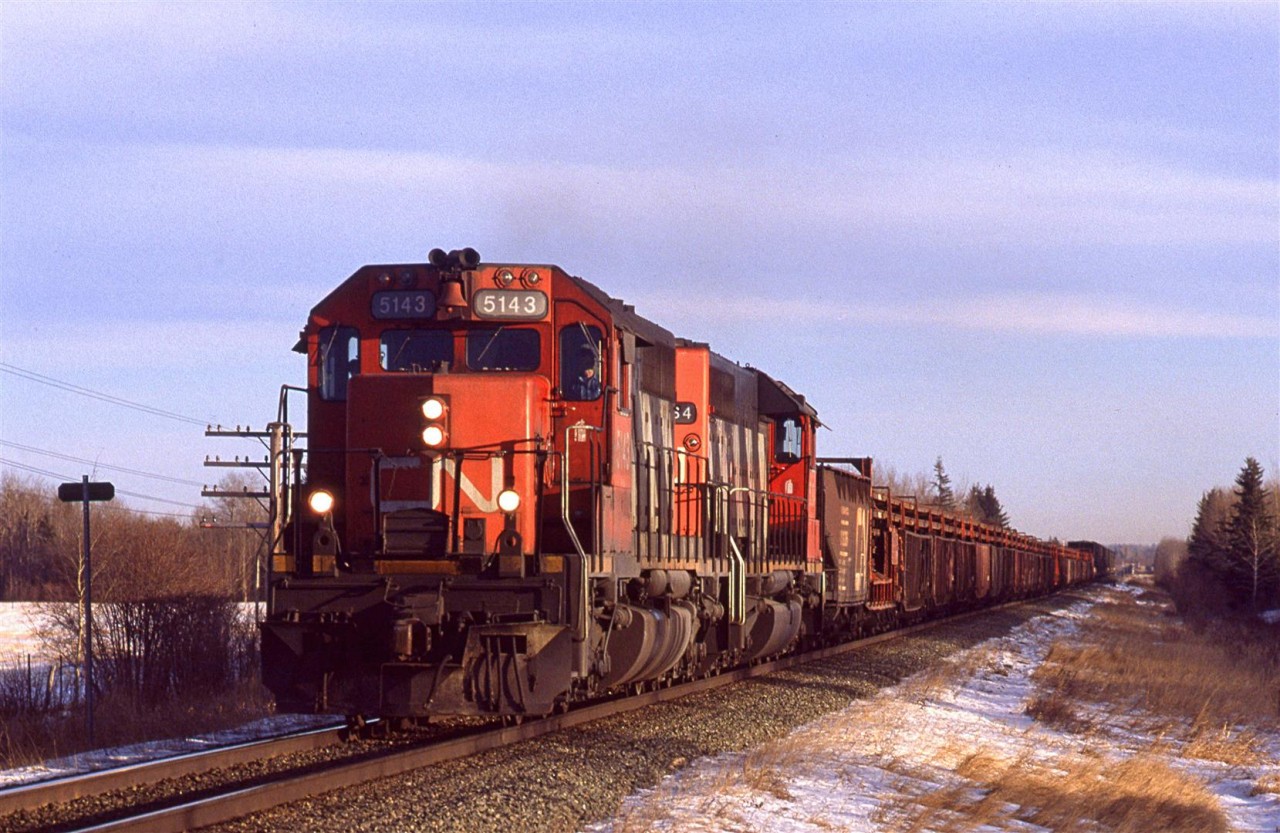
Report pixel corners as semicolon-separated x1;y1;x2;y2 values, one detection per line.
561;425;601;647
727;536;746;626
721;485;753;626
560;425;602;564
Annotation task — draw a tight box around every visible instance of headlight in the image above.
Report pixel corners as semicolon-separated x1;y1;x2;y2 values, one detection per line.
308;490;335;514
421;397;446;420
422;425;447;447
497;489;521;513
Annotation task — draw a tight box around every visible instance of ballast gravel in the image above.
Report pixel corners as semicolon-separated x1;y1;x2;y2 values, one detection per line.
0;729;455;833
202;596;1081;833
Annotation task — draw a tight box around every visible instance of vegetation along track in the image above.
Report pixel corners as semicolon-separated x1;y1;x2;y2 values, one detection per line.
1;594;1086;833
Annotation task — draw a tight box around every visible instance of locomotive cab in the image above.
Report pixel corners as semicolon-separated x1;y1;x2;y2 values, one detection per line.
293;255;578;573
263;250;611;719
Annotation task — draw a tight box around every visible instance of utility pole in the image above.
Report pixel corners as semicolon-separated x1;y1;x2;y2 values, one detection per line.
57;477;114;748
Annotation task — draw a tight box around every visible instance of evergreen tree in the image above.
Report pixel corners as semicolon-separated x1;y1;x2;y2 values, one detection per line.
931;456;955;510
965;483;1009;528
1223;458;1279;612
1187;486;1234;567
983;485;1010;528
1186;459;1280;613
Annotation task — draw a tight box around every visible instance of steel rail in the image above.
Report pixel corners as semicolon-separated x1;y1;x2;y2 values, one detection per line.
0;723;346;817
60;597;1043;833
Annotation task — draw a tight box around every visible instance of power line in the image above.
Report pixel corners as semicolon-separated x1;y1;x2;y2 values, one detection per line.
0;455;202;509
1;459;70;481
0;362;212;427
100;505;196;519
0;440;205;487
0;460;195;519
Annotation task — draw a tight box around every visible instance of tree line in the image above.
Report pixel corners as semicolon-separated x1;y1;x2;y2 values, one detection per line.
872;457;1012;528
0;473;264;603
929;456;1010;527
1158;457;1280;617
0;472;267;713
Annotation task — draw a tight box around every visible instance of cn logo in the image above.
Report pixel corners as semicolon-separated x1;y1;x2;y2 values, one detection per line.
432;457;504;513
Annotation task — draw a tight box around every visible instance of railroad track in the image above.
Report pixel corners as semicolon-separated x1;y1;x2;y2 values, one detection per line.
6;599;1037;833
0;723;346;818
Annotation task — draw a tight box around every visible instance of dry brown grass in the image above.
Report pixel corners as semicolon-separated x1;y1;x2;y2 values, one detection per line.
1029;587;1280;736
875;726;1236;833
897;645;1000;704
1184;720;1268;766
901;749;1228;833
610;585;1275;832
1024;690;1091;733
0;679;273;768
609;744;802;832
740;743;803;801
1253;772;1280;797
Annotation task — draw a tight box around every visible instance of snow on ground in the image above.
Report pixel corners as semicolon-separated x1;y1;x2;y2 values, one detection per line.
586;586;1280;833
0;601;329;790
0;602;265;667
2;593;1276;823
0;603;61;666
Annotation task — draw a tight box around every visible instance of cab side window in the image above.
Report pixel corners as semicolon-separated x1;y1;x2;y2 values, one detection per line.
775;417;803;463
561;324;603;401
318;326;359;401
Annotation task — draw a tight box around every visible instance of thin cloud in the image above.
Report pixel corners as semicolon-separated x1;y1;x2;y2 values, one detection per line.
2;318;300;374
631;291;1278;340
52;141;1271;250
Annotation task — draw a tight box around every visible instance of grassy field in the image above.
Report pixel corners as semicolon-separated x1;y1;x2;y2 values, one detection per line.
597;582;1280;833
875;581;1279;833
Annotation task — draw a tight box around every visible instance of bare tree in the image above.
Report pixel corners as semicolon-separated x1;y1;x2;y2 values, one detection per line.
195;472;270;603
1153;537;1188;587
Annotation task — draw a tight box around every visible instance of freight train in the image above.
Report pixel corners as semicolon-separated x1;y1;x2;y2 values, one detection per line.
254;248;1107;724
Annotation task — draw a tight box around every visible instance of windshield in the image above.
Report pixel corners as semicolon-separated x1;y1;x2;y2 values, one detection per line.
466;328;541;371
381;330;452;371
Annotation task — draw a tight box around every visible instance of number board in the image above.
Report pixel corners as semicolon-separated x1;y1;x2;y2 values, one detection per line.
372;290;438;319
673;402;698;424
473;289;548;320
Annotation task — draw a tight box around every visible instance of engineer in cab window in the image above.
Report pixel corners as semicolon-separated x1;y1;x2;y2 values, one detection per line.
568;344;601;400
574;366;601;400
561;324;603;401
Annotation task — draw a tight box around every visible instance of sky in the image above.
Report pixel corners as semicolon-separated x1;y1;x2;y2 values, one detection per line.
0;1;1276;544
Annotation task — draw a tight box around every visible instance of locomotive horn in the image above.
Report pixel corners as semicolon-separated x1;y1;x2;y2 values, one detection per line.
431;248;480;271
448;248;481;270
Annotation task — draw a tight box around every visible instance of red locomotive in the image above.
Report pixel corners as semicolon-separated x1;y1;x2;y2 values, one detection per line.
257;249;1102;723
